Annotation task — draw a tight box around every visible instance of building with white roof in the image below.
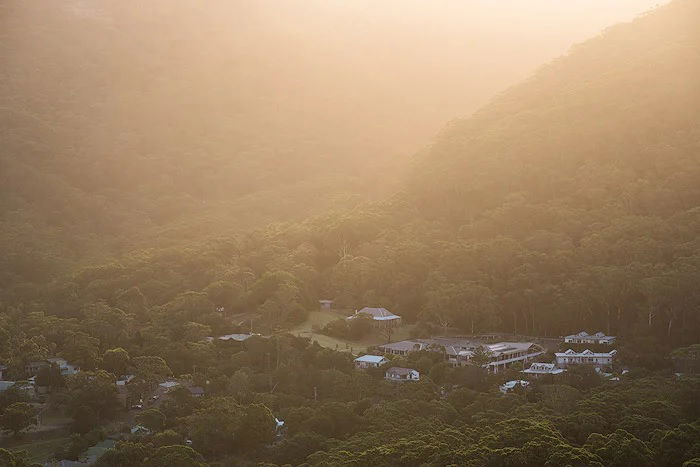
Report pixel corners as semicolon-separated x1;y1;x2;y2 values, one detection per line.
555;349;617;368
376;338;544;373
347;307;402;327
564;331;615;345
500;380;530;393
354;354;389;369
522;362;566;378
385;367;420;382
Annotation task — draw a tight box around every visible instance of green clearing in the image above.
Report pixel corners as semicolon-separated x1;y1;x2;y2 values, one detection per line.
287;311;414;354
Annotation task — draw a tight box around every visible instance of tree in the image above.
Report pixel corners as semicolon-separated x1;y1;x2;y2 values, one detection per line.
145;445;207;467
136;408;166;432
469;346;494;368
0;402;36;437
102;348;131;377
0;449;35;467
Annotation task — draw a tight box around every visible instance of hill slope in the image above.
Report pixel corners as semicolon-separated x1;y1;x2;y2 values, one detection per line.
0;0;664;286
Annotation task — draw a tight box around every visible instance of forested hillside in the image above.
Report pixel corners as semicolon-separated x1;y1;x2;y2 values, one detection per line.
9;0;696;346
0;0;652;288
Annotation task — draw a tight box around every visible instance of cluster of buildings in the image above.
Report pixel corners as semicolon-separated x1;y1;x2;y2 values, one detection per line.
0;357;81;398
353;330;619;384
374;337;545;374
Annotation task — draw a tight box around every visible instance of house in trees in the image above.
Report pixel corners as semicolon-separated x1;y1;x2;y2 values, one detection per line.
385;367;420;382
555;349;616;368
354;355;389;369
522;362;566;378
347;307;401;327
500;380;530;393
46;357;80;376
319;300;334;312
25;358;79;377
564;331;615;345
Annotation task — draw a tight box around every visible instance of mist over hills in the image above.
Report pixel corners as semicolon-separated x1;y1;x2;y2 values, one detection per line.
7;0;697;346
0;0;664;286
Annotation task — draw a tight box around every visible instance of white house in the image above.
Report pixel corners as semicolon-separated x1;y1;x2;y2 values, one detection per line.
348;307;402;327
46;357;80;376
500;380;530;393
555;349;616;368
522;362;566;378
384;367;420;382
319;300;334;312
354;355;389;369
564;331;615;345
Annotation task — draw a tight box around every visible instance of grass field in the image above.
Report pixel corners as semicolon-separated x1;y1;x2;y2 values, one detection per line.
287;311;414;354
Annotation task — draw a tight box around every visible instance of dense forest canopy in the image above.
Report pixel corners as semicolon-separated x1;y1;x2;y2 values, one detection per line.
0;0;663;285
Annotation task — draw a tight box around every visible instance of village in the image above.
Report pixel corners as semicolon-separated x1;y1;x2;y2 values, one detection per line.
0;300;697;465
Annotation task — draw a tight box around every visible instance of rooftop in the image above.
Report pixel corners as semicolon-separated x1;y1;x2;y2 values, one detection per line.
350;307;401;321
385;367;417;376
556;349;617;357
354;355;387;364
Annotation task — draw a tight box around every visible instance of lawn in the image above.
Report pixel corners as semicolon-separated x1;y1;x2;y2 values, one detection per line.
287;311;414;354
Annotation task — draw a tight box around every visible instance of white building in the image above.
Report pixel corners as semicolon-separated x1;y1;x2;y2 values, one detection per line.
555;349;616;368
347;307;402;327
522;362;566;378
564;331;615;345
46;358;80;376
376;338;543;374
500;380;530;393
384;367;420;382
354;355;389;369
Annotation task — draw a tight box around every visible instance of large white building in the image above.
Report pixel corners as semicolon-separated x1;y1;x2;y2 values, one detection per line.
348;307;402;327
564;331;615;345
555;349;616;368
376;338;544;374
522;362;566;378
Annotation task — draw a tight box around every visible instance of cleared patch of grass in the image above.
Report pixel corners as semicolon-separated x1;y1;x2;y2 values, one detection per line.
288;311;415;354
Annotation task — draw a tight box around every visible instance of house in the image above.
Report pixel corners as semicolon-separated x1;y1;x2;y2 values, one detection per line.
564;331;615;345
188;386;205;397
130;425;151;436
46;358;80;376
376;337;544;373
25;358;79;377
555;349;617;368
384;367;420;382
500;380;530;393
158;381;181;391
354;355;389;369
522;362;566;378
347;307;402;327
319;300;334;312
217;333;255;342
